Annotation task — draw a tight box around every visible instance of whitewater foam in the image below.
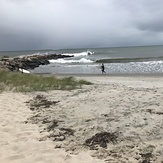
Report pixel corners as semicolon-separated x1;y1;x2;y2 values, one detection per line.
62;51;93;57
142;60;163;64
49;58;93;64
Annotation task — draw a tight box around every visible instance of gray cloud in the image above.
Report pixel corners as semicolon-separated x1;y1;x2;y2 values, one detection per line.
0;0;163;51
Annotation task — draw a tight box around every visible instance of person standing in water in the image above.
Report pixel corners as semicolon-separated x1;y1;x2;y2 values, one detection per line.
101;63;106;74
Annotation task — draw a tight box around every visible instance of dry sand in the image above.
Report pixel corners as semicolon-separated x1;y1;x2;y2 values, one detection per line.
0;76;163;163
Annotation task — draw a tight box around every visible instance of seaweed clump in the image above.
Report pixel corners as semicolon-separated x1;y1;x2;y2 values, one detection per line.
84;131;117;149
140;152;153;163
48;128;75;141
26;95;59;111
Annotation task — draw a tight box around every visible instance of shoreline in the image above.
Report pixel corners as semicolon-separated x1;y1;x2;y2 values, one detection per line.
34;72;163;77
0;75;163;162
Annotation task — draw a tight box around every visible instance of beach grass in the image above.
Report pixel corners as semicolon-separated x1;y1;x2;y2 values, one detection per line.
0;70;92;92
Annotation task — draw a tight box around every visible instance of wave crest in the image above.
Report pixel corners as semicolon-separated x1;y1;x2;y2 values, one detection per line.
49;58;93;64
62;51;94;57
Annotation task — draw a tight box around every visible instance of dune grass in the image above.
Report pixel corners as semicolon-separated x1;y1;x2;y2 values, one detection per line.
0;70;92;92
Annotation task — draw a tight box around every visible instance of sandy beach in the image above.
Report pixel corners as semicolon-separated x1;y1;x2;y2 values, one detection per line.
0;75;163;163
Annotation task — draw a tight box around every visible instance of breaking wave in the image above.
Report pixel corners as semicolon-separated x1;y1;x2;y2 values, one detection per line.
62;51;94;57
49;58;93;64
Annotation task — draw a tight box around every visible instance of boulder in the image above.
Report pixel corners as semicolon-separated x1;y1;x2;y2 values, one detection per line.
0;53;73;71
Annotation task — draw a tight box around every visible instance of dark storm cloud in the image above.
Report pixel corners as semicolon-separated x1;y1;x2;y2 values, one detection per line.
0;0;163;50
114;0;163;32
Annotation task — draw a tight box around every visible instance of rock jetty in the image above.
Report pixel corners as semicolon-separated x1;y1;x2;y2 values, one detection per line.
0;53;73;71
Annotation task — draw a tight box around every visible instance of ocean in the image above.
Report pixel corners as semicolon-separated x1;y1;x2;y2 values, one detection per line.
1;45;163;75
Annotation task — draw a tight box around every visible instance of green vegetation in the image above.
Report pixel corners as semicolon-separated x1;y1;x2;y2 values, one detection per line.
0;70;92;92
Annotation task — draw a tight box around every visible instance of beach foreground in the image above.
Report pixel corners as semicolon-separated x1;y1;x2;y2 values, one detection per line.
0;76;163;163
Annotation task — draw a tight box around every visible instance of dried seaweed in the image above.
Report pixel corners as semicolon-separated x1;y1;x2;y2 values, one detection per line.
146;109;163;115
48;132;66;141
47;120;59;131
60;128;75;136
84;132;117;149
140;152;153;163
48;128;75;141
27;95;59;111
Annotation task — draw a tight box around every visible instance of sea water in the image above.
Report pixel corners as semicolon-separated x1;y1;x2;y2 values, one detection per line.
1;45;163;75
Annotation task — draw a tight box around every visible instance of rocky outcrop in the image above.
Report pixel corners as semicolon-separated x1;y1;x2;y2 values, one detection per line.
0;53;73;71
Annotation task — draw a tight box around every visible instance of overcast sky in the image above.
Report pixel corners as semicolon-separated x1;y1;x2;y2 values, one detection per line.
0;0;163;51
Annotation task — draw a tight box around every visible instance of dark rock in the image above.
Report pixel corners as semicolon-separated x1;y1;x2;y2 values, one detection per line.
0;53;73;71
